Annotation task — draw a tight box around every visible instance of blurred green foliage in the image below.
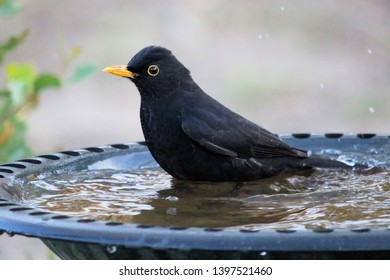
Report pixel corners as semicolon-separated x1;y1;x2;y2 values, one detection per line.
0;30;27;63
0;0;95;163
0;0;21;17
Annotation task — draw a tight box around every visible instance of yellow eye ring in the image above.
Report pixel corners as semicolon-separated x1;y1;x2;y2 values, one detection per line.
147;65;160;76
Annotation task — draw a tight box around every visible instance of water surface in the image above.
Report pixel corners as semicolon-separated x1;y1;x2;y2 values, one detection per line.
22;161;390;230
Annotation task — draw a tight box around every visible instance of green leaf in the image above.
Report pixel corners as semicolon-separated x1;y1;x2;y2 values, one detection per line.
0;0;22;17
34;74;61;93
0;30;28;64
6;62;36;81
69;63;96;83
5;63;36;106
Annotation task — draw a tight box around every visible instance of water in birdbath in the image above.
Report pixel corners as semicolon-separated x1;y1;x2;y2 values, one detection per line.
20;148;389;231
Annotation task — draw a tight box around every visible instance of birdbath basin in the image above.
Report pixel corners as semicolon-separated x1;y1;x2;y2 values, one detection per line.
0;133;389;259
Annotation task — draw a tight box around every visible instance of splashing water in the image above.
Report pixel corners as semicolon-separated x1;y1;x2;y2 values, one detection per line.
20;149;389;231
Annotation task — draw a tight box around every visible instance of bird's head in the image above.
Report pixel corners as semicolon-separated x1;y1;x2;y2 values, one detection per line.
103;46;192;97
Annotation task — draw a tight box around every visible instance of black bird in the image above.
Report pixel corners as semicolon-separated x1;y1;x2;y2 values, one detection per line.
103;46;355;182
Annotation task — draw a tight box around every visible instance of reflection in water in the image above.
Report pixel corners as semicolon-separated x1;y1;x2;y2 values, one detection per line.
21;165;390;230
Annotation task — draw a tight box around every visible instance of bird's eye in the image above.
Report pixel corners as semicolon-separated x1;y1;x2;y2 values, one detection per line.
147;65;160;76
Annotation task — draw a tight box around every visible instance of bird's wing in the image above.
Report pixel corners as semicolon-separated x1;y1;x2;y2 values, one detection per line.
181;109;307;159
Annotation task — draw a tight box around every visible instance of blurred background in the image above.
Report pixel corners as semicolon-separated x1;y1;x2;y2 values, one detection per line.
0;0;389;259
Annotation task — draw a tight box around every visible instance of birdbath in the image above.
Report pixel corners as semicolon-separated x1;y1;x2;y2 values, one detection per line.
0;133;389;259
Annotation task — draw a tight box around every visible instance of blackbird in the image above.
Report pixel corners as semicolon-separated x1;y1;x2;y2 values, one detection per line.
103;46;357;182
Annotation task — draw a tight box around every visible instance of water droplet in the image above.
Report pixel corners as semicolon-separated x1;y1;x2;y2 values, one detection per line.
368;106;374;113
319;83;325;89
369;148;378;155
367;49;372;54
166;196;179;201
260;251;267;256
281;6;285;11
106;245;117;254
258;33;270;40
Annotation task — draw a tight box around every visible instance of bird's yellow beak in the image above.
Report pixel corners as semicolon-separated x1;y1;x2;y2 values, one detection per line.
103;65;137;78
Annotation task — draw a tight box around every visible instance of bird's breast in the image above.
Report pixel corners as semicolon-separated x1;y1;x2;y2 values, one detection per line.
140;101;184;153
